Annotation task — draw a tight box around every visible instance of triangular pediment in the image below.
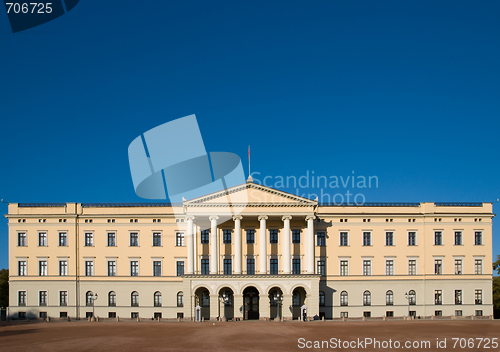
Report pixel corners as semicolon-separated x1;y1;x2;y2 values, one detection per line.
184;182;317;207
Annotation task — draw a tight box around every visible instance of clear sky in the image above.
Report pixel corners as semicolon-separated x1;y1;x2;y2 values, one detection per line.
0;1;499;270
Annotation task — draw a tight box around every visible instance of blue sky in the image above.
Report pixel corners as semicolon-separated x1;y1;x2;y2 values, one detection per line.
0;1;499;270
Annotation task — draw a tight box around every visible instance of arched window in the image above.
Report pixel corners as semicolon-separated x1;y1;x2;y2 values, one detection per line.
86;291;93;306
340;291;348;306
154;291;162;307
108;291;116;307
292;292;300;306
131;291;139;307
409;290;416;305
363;291;371;306
386;290;393;306
319;291;325;307
177;292;183;307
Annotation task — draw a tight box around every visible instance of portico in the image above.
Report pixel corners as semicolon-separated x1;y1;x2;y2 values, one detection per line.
182;181;318;277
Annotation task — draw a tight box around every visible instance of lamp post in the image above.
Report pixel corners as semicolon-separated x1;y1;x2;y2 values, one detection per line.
92;293;98;320
404;292;410;318
273;292;283;321
219;292;230;321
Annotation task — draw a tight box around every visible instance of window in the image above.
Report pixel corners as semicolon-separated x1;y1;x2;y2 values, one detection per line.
475;289;482;305
454;231;462;245
108;291;116;307
386;260;394;276
269;230;278;244
340;260;348;276
18;232;27;246
201;230;209;244
177;292;183;307
435;310;442;316
434;259;442;275
363;232;371;246
435;290;442;305
107;260;116;276
131;291;139;307
316;232;325;246
107;232;116;247
201;259;209;275
223;230;232;244
340;232;348;246
176;261;185;276
59;232;67;246
108;312;116;318
85;261;94;276
154;291;162;307
317;260;325;276
454;259;462;275
201;291;210;307
39;232;47;246
363;260;371;276
386;311;394;317
246;230;255;244
176;232;185;246
340;312;348;318
385;232;393;246
153;261;162;276
408;260;416;275
363;291;371;306
18;291;27;306
60;291;68;306
455;290;462;305
292;230;301;244
319;291;325;306
39;260;48;276
475;310;483;316
408;290;416;305
474;231;482;245
270;259;278;275
340;291;348;306
130;232;139;247
386;290;393;306
475;259;483;274
59;260;68;276
363;311;371;318
38;291;47;307
247;258;255;274
223;259;232;275
292;292;300;306
455;310;462;316
434;231;442;245
408;232;416;246
130;261;139;276
131;312;139;318
84;232;93;246
18;261;27;276
292;259;300;275
86;291;93;306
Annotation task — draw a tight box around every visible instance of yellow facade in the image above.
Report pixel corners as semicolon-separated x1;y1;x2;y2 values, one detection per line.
6;181;494;320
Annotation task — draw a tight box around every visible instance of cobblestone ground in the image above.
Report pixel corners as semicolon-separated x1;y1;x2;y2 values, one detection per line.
0;320;498;352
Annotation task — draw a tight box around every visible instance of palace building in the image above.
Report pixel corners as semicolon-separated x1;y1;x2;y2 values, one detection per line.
6;180;494;320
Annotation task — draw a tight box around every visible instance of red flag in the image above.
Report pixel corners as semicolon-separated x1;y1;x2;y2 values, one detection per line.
248;145;250;159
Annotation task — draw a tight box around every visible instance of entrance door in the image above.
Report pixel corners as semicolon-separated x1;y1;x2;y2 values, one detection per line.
243;287;259;320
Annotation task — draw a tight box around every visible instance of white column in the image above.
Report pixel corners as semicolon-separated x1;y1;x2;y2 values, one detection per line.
282;215;292;274
209;215;219;274
233;215;243;274
258;215;268;274
193;224;197;274
186;216;195;274
305;215;315;274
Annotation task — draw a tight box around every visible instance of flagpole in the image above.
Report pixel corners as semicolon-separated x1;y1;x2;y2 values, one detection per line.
248;145;251;177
